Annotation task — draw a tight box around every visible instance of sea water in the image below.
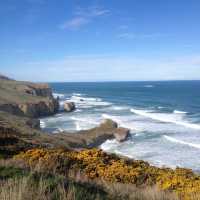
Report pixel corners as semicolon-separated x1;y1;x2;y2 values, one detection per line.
40;81;200;171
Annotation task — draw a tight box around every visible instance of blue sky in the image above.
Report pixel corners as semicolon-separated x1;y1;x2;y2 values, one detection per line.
0;0;200;82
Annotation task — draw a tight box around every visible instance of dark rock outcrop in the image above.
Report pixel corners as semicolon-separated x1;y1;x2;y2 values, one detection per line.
26;118;40;129
64;102;76;112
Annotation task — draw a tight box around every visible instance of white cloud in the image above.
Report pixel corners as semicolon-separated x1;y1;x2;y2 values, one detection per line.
60;6;110;30
60;17;90;30
74;6;110;17
13;54;200;82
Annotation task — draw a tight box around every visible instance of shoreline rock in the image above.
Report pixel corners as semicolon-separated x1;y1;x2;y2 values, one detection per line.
52;119;129;148
63;102;76;112
114;127;130;142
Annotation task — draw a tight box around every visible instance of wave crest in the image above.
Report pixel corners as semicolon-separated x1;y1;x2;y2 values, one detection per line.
130;108;200;130
164;135;200;149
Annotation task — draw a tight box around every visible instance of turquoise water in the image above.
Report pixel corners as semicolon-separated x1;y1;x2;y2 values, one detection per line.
41;81;200;171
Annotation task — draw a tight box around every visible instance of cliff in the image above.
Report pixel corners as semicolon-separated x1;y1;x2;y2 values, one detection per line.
0;77;59;118
0;75;200;200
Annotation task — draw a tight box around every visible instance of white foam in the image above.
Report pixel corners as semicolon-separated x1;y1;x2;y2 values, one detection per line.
102;113;139;131
75;121;81;131
71;95;102;102
72;93;84;96
158;106;164;109
144;85;154;88
100;139;118;150
58;100;65;110
130;108;200;130
173;110;187;114
55;113;63;117
69;95;112;108
164;135;200;149
74;109;82;112
71;116;100;131
102;114;122;124
58;128;64;132
111;106;129;111
71;116;99;125
40;120;46;128
53;93;65;98
52;128;64;134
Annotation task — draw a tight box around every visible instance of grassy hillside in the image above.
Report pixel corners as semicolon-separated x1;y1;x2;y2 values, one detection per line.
13;148;200;200
0;153;178;200
0;78;50;104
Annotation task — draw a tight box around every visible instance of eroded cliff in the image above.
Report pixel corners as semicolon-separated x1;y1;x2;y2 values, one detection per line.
0;77;59;118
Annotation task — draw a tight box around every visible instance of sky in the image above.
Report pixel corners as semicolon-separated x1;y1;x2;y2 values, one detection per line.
0;0;200;82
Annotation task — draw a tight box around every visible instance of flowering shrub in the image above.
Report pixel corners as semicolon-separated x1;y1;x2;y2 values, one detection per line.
15;148;200;200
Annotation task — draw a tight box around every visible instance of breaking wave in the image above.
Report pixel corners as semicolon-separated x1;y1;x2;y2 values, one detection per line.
102;113;138;130
53;93;65;98
164;135;200;149
130;108;200;130
173;110;187;114
40;120;46;128
69;95;112;108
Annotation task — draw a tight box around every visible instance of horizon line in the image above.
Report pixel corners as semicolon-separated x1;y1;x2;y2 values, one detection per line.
39;79;200;83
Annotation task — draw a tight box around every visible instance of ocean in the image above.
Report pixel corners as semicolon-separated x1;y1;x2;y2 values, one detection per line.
40;81;200;171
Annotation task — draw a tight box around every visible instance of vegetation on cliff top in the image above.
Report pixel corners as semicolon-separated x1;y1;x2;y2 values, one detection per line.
15;148;200;200
0;78;51;104
0;154;177;200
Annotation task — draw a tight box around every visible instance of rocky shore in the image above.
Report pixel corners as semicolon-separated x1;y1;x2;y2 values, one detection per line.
0;75;130;153
0;75;200;200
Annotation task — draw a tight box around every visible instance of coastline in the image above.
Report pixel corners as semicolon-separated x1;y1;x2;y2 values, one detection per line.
1;76;200;199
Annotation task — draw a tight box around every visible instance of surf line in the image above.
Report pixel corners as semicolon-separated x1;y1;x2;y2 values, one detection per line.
130;109;200;130
164;135;200;149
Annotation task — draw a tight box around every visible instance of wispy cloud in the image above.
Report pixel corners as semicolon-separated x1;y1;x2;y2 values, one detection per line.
74;6;110;17
13;54;200;82
60;17;90;30
117;32;166;40
60;6;110;30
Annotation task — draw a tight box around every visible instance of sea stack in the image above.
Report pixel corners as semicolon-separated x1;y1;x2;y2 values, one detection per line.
114;127;130;142
63;102;76;112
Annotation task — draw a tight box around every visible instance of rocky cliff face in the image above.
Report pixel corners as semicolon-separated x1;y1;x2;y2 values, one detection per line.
23;83;53;97
0;120;32;157
18;98;59;118
0;77;59;118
